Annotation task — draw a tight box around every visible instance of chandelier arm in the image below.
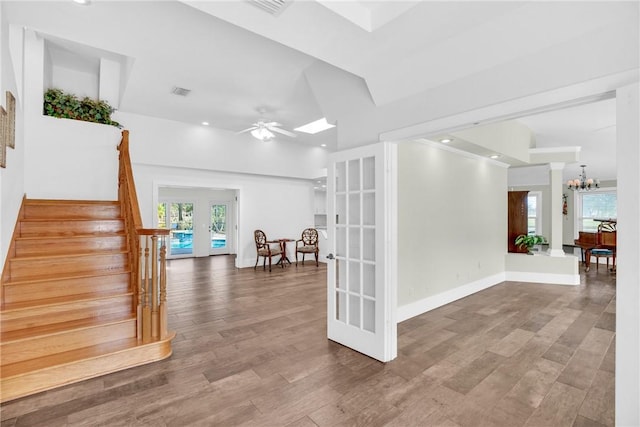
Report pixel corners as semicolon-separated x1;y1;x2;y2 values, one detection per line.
567;165;599;191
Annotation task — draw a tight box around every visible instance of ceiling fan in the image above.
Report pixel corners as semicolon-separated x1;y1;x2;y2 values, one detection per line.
238;120;297;141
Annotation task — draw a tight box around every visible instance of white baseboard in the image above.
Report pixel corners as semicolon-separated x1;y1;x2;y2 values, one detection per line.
397;273;506;323
505;271;580;286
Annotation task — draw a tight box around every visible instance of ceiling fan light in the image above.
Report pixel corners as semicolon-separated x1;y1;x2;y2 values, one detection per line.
251;127;274;141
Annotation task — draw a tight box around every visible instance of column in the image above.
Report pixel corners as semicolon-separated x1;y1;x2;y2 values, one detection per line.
616;82;640;426
547;162;565;257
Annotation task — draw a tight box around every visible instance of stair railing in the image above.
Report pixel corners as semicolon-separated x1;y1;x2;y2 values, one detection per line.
117;130;170;342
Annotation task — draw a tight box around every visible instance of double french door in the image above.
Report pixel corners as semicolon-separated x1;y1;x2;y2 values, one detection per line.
157;201;230;257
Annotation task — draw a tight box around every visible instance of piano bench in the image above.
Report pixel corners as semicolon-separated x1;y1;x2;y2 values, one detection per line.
590;249;614;272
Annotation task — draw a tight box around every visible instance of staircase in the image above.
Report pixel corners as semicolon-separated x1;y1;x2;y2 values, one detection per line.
0;132;174;403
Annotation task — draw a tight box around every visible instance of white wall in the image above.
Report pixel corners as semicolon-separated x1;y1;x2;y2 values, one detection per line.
117;111;326;181
396;141;507;320
312;189;328;262
22;30;120;201
25;116;121;200
51;64;98;99
0;14;26;267
134;164;315;269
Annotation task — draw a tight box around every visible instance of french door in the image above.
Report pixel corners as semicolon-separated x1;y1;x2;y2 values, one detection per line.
157;201;194;258
209;203;230;255
327;142;397;362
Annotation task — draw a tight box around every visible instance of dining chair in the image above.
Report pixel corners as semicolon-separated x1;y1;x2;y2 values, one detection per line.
295;228;319;267
254;229;283;272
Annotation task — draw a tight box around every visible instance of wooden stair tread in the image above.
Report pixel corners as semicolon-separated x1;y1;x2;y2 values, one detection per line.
10;249;129;262
0;333;175;380
3;270;132;287
19;218;123;223
1;194;174;402
24;199;119;205
1;312;135;343
16;232;126;241
1;290;134;312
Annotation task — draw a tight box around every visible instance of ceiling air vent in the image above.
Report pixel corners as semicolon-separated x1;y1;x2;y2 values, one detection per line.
171;86;191;97
247;0;292;16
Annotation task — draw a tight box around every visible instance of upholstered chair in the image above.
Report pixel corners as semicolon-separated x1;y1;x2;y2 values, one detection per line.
295;228;319;267
254;229;283;272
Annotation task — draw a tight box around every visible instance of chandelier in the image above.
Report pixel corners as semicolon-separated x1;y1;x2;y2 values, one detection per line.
567;165;599;191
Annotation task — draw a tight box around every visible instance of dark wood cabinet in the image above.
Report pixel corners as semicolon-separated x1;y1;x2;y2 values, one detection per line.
508;191;529;253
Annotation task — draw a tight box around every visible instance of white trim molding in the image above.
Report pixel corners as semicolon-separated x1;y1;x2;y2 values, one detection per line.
505;271;580;286
397;273;505;323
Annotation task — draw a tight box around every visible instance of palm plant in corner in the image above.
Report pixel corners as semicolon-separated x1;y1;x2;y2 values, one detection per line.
515;234;547;254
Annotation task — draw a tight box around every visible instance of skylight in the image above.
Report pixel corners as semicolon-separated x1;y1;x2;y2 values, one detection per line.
294;118;335;134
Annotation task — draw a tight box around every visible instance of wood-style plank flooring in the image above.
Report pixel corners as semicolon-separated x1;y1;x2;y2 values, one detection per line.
1;256;615;426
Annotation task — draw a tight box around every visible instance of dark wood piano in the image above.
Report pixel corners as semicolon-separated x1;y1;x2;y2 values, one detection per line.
574;219;616;272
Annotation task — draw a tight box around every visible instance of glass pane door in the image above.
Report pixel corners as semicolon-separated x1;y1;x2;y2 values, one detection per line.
210;203;229;255
157;202;194;257
327;142;397;362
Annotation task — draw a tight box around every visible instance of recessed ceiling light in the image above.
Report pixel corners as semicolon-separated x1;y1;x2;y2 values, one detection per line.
73;0;91;5
322;185;326;188
490;154;501;159
201;122;209;126
294;118;335;134
439;138;452;143
321;144;327;147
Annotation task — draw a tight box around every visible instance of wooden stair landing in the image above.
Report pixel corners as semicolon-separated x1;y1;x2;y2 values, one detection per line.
0;199;173;403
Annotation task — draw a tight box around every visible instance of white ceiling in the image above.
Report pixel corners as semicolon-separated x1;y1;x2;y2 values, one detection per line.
5;0;634;179
517;98;617;182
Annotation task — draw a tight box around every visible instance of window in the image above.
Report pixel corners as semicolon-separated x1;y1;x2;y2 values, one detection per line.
527;192;541;235
578;189;617;232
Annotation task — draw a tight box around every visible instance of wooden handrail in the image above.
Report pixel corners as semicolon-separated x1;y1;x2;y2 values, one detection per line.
117;130;143;230
117;130;170;341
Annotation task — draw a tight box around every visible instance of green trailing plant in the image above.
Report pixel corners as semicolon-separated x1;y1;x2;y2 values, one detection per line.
515;234;547;251
43;88;121;128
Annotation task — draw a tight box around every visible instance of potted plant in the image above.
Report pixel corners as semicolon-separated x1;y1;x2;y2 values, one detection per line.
515;234;547;254
43;88;121;128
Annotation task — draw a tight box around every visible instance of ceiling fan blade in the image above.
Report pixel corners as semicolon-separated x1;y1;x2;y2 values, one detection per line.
237;126;258;134
263;121;281;127
269;127;297;137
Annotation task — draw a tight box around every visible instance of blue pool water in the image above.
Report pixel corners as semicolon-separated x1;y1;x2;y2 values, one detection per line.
211;239;226;249
170;237;225;250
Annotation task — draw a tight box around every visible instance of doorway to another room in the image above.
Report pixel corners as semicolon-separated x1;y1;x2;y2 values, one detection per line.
157;187;237;260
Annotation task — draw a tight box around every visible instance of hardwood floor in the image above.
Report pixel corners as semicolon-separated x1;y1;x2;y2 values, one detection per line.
0;256;615;426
